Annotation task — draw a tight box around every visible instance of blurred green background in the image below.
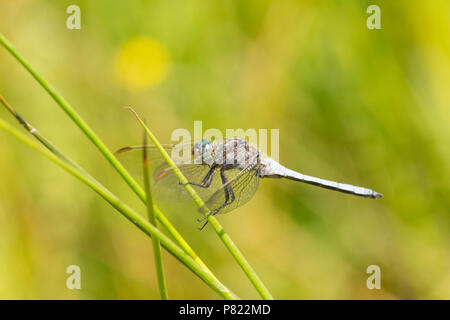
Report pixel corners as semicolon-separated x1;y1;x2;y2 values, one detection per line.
0;0;449;299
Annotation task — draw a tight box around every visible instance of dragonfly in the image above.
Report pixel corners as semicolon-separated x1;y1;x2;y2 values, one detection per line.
116;138;383;229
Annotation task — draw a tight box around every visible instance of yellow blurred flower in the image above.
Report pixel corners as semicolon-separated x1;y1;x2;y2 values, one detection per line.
114;36;170;90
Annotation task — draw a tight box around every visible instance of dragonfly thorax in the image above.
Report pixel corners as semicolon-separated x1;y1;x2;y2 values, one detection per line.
195;138;261;170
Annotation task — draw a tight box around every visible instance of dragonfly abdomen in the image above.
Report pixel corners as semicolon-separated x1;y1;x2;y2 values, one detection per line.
261;158;382;199
283;167;383;199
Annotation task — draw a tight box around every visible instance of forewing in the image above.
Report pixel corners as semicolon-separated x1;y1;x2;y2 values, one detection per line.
152;164;223;202
115;143;196;177
202;166;259;215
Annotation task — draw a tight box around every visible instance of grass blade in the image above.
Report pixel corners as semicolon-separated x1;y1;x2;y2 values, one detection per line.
128;107;274;300
0;114;239;300
142;126;169;299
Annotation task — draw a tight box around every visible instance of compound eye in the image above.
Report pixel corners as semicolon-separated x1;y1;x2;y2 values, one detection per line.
200;139;209;148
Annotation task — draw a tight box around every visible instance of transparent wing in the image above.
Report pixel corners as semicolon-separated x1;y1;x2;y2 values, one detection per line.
115;142;197;177
152;163;224;202
202;166;260;215
115;144;179;159
116;143;217;202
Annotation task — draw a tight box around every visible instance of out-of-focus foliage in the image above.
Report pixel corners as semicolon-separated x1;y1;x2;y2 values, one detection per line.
0;0;449;299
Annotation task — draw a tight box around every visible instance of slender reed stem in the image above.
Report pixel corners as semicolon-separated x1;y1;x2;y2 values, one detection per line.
128;108;274;300
142;127;168;299
0;96;233;298
0;117;239;300
0;32;214;280
0;95;91;177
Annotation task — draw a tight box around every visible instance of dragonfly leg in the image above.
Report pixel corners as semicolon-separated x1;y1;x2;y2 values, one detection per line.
197;168;235;230
218;168;236;211
180;165;218;188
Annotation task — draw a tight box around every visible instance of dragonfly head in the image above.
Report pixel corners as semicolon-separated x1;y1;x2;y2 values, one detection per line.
193;139;214;165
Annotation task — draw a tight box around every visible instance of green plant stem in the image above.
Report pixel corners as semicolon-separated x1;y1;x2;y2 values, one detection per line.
128;108;274;300
0;32;214;280
0;95;91;177
0;118;239;300
0;95;228;299
142;128;168;299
